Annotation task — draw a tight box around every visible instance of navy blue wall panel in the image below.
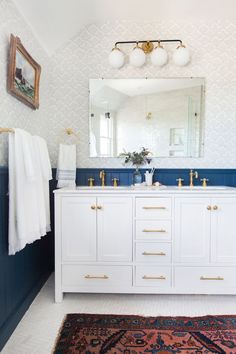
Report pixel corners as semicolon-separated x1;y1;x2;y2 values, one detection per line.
75;168;236;187
0;167;54;351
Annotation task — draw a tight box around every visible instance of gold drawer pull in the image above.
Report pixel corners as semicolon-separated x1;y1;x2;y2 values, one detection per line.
213;205;218;210
142;275;166;280
142;206;166;210
200;276;224;281
84;274;109;279
142;229;166;233
142;251;166;256
97;205;102;210
91;205;96;210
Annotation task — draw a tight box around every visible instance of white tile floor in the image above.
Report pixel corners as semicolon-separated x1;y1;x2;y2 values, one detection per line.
2;274;236;353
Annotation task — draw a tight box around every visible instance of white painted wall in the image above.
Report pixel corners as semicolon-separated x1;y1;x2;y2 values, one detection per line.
0;0;55;167
11;0;236;54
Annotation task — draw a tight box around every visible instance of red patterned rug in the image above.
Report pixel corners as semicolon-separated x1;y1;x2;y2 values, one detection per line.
53;314;236;353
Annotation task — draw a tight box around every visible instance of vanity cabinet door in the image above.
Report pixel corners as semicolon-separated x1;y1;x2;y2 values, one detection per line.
174;198;211;263
211;198;236;263
97;197;133;262
61;197;97;262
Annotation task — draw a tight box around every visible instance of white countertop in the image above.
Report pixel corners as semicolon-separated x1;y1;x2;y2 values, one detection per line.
54;185;236;194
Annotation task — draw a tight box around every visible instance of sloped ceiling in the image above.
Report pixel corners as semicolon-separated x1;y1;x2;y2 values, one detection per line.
12;0;236;55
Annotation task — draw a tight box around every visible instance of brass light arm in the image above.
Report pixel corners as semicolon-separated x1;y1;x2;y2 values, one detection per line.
115;39;182;52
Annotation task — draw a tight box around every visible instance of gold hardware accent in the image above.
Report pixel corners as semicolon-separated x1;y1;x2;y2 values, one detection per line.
65;128;79;138
141;41;154;53
201;178;209;187
0;127;15;133
213;205;218;210
88;178;94;187
142;251;166;256
142;229;166;233
189;169;198;187
112;177;119;187
200;276;224;281
176;178;184;187
142;275;166;280
97;205;102;210
99;170;105;187
84;274;109;279
207;205;212;210
142;206;166;210
91;205;96;210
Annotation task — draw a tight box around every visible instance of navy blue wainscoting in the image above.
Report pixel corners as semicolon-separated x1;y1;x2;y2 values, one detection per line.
0;167;54;350
75;168;236;187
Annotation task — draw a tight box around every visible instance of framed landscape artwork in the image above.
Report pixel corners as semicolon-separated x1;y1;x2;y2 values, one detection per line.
7;34;41;110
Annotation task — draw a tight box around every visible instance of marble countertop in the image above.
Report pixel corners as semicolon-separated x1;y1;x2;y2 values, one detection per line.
54;185;236;194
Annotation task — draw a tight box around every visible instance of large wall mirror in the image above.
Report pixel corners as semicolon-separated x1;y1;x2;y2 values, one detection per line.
89;78;205;158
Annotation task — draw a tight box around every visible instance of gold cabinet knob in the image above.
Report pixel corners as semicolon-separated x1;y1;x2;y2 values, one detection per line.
91;205;96;210
97;205;102;210
213;205;218;210
207;205;212;210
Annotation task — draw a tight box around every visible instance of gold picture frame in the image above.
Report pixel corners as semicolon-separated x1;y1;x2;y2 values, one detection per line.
7;34;41;110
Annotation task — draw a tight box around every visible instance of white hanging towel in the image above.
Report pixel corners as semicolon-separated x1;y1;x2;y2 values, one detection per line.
33;136;52;233
56;144;76;188
8;128;43;255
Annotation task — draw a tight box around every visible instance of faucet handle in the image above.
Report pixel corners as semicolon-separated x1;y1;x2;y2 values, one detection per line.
88;177;94;187
201;178;209;187
176;178;184;187
112;177;119;187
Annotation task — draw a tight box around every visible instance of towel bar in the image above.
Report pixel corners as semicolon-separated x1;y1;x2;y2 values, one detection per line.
0;127;15;133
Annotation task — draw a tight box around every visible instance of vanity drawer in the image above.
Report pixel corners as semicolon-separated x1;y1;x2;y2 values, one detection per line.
62;265;132;288
135;198;172;219
175;267;236;291
136;220;171;240
136;243;171;263
135;266;171;287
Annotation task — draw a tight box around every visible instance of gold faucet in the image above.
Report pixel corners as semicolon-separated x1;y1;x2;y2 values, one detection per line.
189;169;198;187
99;170;105;187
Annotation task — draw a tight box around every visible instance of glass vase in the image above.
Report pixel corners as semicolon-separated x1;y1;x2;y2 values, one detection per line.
133;168;142;184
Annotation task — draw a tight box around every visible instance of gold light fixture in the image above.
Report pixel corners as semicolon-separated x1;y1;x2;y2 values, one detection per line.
109;39;190;69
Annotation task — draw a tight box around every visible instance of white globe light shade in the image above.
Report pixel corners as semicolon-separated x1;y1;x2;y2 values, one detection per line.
150;46;168;67
108;48;125;69
129;47;146;67
173;46;190;66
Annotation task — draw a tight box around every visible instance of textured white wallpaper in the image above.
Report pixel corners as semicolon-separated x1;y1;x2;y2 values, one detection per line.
0;0;53;166
48;20;236;168
1;3;236;168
